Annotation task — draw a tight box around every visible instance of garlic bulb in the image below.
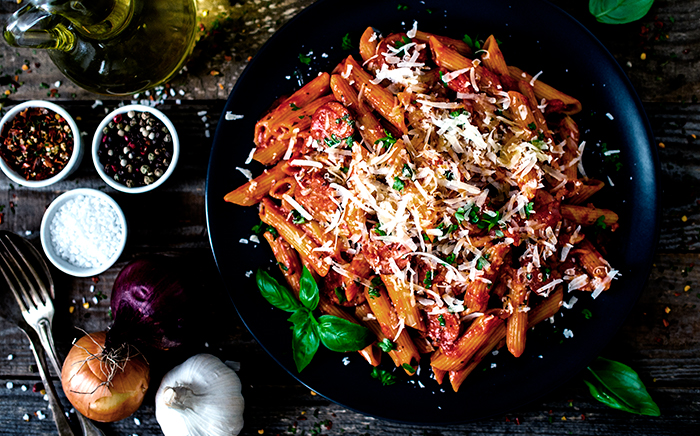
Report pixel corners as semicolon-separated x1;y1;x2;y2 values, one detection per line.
155;354;244;436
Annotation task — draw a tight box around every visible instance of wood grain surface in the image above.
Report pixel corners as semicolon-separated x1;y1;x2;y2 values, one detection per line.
0;0;698;435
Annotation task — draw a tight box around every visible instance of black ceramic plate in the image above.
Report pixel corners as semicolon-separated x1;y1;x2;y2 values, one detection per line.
206;0;658;424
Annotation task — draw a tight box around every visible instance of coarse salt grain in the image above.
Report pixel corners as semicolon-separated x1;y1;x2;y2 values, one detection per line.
49;195;124;268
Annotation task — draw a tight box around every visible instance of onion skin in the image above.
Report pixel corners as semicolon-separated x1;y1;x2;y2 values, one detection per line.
106;257;195;353
61;331;150;423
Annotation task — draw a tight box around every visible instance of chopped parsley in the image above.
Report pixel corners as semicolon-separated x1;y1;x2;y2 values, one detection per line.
582;308;593;319
392;176;405;191
475;256;489;270
291;210;306;224
594;215;608;230
477;210;501;231
455;207;466;224
402;363;416;374
527;122;537;130
341;33;353;50
438;314;446;326
445;253;457;264
402;163;414;179
524;201;535;218
368;288;381;298
298;53;311;65
289;102;301;111
444;170;454;181
371;367;398;386
373;223;386;236
397;4;408;11
423;270;434;288
323;134;342;148
374;131;397;150
378;338;397;352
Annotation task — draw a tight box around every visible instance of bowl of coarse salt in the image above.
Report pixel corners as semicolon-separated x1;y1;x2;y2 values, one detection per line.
40;188;127;277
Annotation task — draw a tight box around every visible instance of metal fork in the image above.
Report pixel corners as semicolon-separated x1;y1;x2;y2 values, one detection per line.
0;231;105;436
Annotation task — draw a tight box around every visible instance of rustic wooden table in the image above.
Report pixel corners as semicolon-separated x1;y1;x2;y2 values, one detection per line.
0;0;698;435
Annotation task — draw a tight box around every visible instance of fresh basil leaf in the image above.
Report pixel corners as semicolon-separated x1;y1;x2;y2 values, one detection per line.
299;266;319;311
287;307;311;326
256;269;301;313
589;0;655;24
370;367;398;386
291;312;320;372
378;338;396;352
583;356;661;416
317;315;374;352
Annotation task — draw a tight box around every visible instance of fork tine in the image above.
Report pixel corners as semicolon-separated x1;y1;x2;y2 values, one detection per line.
0;246;29;313
5;236;50;306
0;236;41;310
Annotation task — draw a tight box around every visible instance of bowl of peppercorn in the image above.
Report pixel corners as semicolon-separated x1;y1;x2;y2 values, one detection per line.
92;104;179;193
0;100;83;188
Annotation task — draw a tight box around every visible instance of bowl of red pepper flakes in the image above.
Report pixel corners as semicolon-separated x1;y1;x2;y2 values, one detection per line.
0;100;83;187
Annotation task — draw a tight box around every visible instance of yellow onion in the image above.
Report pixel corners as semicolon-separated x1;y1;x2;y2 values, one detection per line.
61;331;150;422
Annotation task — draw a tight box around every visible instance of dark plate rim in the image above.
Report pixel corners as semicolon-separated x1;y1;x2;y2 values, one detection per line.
206;0;659;425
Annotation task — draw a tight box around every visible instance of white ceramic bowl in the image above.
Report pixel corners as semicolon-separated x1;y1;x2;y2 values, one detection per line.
92;104;179;194
0;100;83;187
40;188;127;277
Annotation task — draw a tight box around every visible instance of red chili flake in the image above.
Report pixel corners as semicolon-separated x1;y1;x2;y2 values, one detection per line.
32;382;44;393
91;276;100;283
581;414;586;420
505;416;511;422
0;107;73;180
0;212;3;224
515;417;521;425
662;319;670;327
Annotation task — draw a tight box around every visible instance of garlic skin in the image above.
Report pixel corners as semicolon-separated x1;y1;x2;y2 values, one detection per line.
155;354;244;436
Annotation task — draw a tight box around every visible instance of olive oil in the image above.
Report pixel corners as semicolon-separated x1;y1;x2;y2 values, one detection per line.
5;0;197;95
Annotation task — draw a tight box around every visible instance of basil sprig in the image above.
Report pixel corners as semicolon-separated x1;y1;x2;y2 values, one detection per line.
589;0;655;24
256;267;374;372
583;356;661;416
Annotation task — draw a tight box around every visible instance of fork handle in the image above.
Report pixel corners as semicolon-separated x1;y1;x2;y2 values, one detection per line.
21;325;76;436
36;320;106;436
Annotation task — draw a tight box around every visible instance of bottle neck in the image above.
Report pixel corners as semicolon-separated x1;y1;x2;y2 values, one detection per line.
42;0;134;40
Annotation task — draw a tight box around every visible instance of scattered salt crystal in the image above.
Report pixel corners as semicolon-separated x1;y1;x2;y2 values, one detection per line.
249;235;260;243
169;89;176;97
92;296;99;305
43;394;49;401
605;112;614;120
91;100;103;109
178;89;185;95
491;350;499;356
7;354;13;360
36;410;46;420
563;329;574;338
49;194;125;268
54;81;61;87
245;270;253;277
175;99;182;105
225;112;245;121
24;230;32;235
197;111;208;116
342;356;350;366
21;385;27;391
89;285;95;293
205;129;210;138
22;413;30;421
490;363;497;369
239;238;249;244
204;342;209;348
6;382;13;389
200;116;208;123
134;417;141;426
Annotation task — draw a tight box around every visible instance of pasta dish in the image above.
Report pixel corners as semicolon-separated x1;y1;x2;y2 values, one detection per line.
224;23;619;391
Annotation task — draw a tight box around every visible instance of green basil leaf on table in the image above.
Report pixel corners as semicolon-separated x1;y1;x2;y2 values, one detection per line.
588;0;655;24
299;266;319;311
317;315;374;352
583;356;661;416
256;269;301;312
291;311;320;372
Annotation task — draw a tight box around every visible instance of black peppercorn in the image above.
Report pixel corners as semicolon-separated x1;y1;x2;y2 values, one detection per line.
97;110;174;188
